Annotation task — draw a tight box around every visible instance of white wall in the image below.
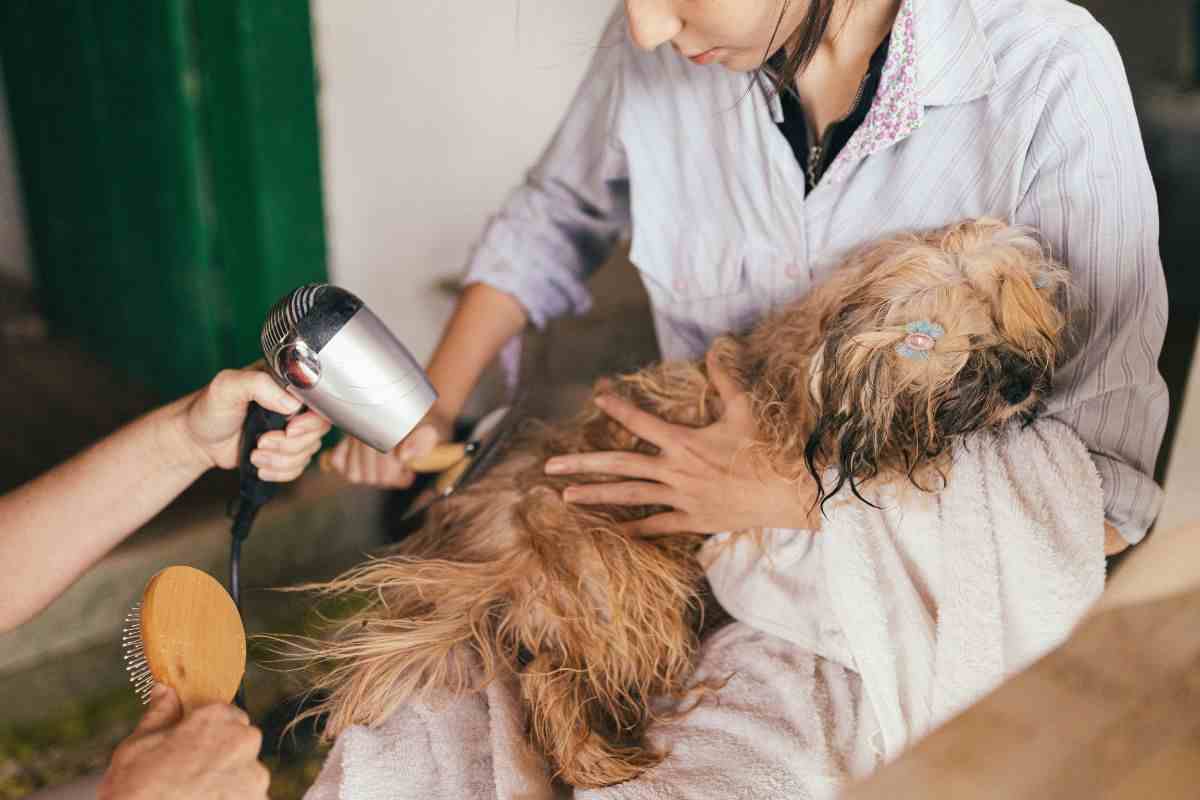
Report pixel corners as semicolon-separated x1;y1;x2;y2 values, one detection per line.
0;63;32;285
311;0;615;394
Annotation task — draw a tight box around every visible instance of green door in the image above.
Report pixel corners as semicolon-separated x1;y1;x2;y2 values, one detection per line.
0;0;327;397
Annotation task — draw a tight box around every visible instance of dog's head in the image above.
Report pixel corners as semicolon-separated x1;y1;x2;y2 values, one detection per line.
804;218;1070;502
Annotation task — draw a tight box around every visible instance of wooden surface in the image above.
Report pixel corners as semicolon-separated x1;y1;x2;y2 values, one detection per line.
844;585;1200;799
407;443;469;473
1095;520;1200;613
140;566;246;712
434;457;472;494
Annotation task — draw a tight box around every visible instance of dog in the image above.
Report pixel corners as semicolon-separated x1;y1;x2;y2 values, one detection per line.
287;218;1071;788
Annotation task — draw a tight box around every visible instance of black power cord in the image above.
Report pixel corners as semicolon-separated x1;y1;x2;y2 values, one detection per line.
229;401;293;709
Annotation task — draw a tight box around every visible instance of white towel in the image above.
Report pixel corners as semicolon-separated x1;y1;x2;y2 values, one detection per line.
305;419;1106;799
707;418;1106;760
304;670;564;800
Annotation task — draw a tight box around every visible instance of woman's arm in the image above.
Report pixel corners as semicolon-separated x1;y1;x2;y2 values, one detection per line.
0;369;329;632
1014;22;1169;549
423;283;530;423
328;10;634;486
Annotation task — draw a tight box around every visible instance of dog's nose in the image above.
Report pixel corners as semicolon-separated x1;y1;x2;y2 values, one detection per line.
996;351;1042;406
1001;373;1035;405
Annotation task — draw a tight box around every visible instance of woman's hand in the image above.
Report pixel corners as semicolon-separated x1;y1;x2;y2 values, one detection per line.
180;368;331;481
1104;523;1130;557
544;351;819;535
324;410;455;487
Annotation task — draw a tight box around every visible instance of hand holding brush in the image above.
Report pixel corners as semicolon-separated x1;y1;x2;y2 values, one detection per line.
99;684;269;800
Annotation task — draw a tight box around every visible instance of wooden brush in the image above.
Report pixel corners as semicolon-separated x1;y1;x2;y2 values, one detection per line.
122;565;247;711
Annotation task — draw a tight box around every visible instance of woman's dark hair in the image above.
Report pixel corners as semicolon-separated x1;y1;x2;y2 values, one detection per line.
763;0;844;91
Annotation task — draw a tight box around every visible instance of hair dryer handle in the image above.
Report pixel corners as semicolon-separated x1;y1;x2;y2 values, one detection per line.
237;401;294;516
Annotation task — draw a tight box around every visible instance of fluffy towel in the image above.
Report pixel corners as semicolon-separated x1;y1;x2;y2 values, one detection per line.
305;419;1106;799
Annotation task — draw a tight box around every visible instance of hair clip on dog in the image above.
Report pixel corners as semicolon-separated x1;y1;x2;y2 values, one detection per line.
896;320;945;360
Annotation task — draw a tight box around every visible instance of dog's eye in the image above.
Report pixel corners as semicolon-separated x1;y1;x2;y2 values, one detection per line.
517;644;535;667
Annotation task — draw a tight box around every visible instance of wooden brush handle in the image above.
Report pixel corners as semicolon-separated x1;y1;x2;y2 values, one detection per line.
407;443;469;472
434;457;473;495
319;442;468;475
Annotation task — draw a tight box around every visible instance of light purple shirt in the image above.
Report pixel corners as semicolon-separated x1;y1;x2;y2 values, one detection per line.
464;0;1168;543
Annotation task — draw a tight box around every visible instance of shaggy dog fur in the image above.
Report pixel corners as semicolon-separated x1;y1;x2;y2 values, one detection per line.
286;218;1071;788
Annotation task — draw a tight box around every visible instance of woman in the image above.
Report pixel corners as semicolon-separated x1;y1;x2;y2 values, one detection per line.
331;0;1164;559
310;2;1164;792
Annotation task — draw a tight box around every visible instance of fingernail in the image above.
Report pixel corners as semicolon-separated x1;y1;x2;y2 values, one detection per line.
593;395;610;408
545;460;566;474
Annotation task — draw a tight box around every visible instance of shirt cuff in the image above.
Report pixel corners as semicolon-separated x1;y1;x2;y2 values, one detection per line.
1092;452;1164;545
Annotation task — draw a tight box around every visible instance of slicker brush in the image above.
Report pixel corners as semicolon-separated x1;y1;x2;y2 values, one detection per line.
121;566;247;711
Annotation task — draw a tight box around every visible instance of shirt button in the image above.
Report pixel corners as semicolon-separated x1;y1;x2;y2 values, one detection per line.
674;275;689;292
786;263;805;279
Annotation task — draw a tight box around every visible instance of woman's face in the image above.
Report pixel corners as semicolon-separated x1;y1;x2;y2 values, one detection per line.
624;0;812;71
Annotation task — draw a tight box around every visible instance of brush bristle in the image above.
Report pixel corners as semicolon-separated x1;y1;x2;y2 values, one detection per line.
122;603;155;704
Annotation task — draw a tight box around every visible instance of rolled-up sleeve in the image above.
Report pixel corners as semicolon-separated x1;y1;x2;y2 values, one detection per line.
463;11;632;328
1016;22;1169;544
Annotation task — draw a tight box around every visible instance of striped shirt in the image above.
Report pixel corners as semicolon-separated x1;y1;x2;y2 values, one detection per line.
464;0;1169;544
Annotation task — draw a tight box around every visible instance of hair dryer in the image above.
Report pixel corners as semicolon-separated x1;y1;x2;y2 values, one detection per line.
226;284;436;683
259;283;437;453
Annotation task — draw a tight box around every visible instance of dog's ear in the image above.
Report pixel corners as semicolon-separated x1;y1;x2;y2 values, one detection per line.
951;218;1070;364
996;270;1065;369
804;316;921;507
962;228;1067;420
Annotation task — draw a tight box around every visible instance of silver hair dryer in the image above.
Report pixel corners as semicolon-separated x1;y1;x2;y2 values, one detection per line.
259;284;437;453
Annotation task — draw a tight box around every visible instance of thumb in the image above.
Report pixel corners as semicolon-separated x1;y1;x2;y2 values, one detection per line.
705;348;749;418
133;684;183;736
244;371;303;417
210;369;302;419
398;424;441;461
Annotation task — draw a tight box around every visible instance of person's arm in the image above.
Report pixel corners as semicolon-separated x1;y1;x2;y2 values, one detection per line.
328;10;633;486
99;685;269;800
424;283;530;423
1014;21;1169;552
0;368;330;632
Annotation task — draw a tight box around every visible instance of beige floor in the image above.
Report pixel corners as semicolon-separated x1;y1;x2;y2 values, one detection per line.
1099;355;1200;611
1156;354;1200;532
